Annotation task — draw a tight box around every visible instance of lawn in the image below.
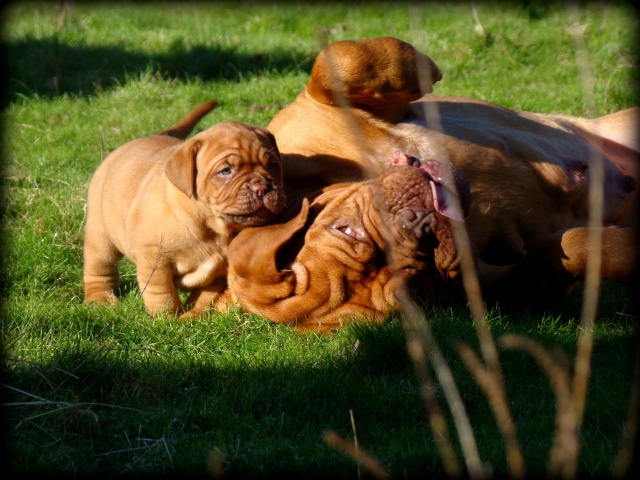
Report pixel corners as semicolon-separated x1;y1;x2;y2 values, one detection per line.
1;2;638;478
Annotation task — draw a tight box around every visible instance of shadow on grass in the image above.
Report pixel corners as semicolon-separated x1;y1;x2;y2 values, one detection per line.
2;37;313;107
4;303;635;477
1;320;426;477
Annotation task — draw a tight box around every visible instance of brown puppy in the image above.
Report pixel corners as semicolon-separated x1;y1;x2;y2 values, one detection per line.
83;103;286;316
220;37;638;328
221;153;470;331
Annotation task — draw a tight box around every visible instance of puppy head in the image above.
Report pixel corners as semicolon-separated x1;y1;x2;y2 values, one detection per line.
164;121;286;228
307;37;442;122
225;156;470;325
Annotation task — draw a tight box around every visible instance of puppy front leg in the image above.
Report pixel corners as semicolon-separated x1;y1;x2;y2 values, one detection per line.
180;277;228;319
136;260;181;315
294;304;385;333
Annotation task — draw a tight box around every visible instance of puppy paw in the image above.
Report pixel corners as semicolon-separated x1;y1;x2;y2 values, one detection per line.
178;308;202;321
84;288;118;305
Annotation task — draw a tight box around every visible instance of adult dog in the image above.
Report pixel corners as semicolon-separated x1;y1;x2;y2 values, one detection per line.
83;101;286;317
219;37;638;330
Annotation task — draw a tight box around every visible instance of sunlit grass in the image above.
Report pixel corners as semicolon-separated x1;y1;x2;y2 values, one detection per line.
2;1;637;477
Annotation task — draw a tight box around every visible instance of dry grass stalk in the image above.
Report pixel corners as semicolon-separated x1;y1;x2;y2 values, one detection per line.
399;290;486;479
322;430;392;480
320;42;488;477
415;75;508;411
611;345;640;477
405;329;462;477
349;409;362;480
455;342;525;478
567;5;604;439
498;334;579;478
414;66;515;480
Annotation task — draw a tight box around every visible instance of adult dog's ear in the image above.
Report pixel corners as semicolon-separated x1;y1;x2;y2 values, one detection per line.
307;37;442;122
164;140;201;198
227;199;312;302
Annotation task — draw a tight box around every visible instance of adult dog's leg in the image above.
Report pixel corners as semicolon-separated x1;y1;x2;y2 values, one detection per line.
483;227;638;307
559;227;638;282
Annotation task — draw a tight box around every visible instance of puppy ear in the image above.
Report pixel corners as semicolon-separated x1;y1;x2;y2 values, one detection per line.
229;199;311;288
164;140;201;198
264;129;280;153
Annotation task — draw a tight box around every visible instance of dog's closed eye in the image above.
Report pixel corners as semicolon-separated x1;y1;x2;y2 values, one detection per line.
332;223;367;241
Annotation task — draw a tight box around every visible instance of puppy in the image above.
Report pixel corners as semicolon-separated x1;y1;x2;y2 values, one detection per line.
218;152;470;331
83;102;286;316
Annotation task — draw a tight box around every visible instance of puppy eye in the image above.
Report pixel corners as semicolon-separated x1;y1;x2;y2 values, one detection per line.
266;160;280;173
216;167;232;176
335;225;359;239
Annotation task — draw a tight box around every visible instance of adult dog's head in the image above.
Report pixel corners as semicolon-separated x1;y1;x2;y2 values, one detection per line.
164;120;286;229
222;153;470;331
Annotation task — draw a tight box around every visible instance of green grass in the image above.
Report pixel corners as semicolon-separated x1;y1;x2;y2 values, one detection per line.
1;1;638;478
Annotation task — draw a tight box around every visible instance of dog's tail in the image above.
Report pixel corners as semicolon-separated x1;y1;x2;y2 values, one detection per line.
158;100;219;139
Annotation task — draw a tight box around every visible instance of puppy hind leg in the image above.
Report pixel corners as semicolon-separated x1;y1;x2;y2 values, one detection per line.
83;238;122;305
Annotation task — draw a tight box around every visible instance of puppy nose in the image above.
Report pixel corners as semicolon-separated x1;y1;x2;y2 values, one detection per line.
398;209;429;240
249;178;270;197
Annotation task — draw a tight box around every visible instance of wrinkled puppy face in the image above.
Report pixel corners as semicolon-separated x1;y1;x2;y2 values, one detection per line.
165;121;286;227
383;151;471;280
225;152;470;325
307;158;468;278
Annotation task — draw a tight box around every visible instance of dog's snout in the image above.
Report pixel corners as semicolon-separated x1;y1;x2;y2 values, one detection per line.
248;177;271;197
398;209;431;240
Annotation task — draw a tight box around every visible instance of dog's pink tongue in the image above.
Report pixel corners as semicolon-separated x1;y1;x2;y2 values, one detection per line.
429;180;464;221
390;151;465;221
